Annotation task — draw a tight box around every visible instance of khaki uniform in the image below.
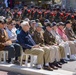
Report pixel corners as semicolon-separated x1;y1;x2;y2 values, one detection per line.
33;31;52;63
43;30;64;62
33;30;60;63
25;46;51;64
29;27;35;36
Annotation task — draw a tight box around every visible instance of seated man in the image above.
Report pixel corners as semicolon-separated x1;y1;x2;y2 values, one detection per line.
43;23;63;68
17;21;53;70
51;22;71;61
64;20;76;41
6;21;21;63
57;22;76;60
33;22;59;69
0;19;15;63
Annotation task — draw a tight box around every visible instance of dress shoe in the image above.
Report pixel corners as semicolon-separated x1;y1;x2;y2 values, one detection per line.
60;59;67;63
57;62;63;65
43;66;53;71
50;65;58;70
6;58;11;63
53;62;62;68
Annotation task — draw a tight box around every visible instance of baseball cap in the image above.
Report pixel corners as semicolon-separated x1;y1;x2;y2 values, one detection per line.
51;22;57;27
36;23;43;27
57;22;65;26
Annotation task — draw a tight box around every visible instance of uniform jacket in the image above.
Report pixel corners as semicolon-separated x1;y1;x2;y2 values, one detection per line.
43;30;56;45
33;31;44;45
64;27;76;41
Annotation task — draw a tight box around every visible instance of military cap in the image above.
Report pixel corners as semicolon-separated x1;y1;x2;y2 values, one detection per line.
44;19;50;23
36;23;43;27
46;22;52;27
57;22;65;26
35;19;40;23
65;20;72;25
30;20;36;24
51;22;57;27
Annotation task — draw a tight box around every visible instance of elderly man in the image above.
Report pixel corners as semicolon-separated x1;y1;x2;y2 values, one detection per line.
0;19;15;63
17;21;53;71
57;22;76;60
32;22;59;69
29;20;36;36
51;22;71;61
43;23;63;68
64;20;76;58
64;20;76;41
6;21;21;63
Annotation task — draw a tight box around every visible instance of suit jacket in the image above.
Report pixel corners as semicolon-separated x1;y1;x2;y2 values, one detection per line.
17;30;36;50
43;30;56;45
64;27;76;41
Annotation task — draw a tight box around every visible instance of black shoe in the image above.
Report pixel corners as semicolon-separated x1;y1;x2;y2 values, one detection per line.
53;62;62;68
6;58;11;63
57;62;63;65
43;66;53;71
60;59;67;63
49;63;58;70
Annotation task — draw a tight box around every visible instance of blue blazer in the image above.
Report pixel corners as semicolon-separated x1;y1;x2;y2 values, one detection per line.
17;30;36;50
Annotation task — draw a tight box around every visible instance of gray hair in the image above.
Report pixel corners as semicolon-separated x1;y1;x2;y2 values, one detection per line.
21;21;29;28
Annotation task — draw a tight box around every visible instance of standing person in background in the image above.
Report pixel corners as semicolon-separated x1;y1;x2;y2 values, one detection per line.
21;4;28;20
